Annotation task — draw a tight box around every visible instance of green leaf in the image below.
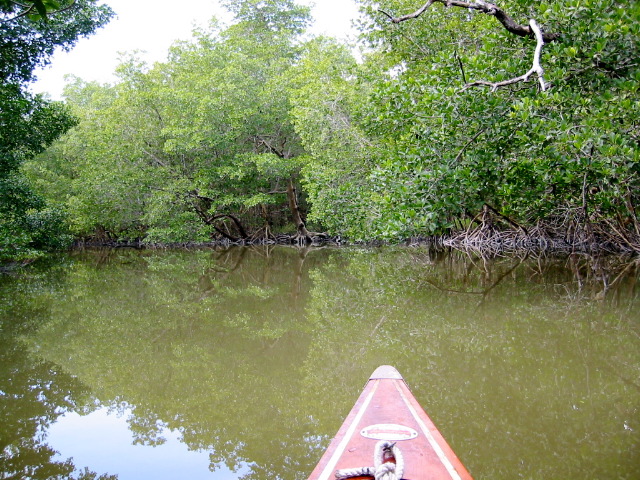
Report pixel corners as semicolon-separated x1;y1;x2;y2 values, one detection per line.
32;0;49;18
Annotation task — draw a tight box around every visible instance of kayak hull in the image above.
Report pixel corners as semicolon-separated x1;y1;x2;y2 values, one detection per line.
307;365;473;480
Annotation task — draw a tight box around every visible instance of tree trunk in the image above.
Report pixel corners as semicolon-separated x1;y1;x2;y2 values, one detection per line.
287;177;311;239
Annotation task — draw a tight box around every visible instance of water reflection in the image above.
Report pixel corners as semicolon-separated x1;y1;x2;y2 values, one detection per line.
48;408;249;479
0;247;638;479
0;258;116;480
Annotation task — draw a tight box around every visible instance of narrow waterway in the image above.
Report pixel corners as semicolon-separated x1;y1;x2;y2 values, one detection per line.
1;246;638;479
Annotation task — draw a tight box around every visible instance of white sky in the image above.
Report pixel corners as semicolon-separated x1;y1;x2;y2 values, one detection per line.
32;0;360;100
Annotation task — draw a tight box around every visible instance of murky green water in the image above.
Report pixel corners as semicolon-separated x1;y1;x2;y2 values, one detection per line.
1;246;638;479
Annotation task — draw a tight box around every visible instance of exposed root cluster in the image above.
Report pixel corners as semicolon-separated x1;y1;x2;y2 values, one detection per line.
442;206;640;256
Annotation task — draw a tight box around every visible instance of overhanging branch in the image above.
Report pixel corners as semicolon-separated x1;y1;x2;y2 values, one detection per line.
380;0;559;42
380;0;435;23
463;19;548;92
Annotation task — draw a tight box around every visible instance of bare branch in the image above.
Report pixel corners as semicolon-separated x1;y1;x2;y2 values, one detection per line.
462;19;548;92
255;134;285;159
380;0;435;23
454;49;467;84
453;126;487;162
3;2;36;21
380;0;559;42
211;214;249;239
530;19;548;90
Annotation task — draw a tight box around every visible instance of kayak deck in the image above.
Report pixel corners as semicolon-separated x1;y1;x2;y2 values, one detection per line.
307;366;472;480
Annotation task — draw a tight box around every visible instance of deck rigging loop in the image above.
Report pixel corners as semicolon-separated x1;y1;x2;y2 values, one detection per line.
335;440;405;480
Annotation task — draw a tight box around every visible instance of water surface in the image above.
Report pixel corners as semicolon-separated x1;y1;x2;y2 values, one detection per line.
1;246;638;479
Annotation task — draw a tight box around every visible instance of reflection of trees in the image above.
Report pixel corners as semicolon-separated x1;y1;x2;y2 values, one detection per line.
302;248;640;479
4;247;638;480
401;248;640;302
24;247;342;479
0;344;117;480
0;262;117;480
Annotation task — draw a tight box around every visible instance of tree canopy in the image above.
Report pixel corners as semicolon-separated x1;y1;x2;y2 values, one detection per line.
0;0;113;263
14;0;640;254
27;0;334;244
345;0;639;245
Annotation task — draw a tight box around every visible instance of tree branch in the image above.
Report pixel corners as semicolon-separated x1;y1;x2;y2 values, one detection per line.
3;0;77;22
255;134;285;159
380;0;435;23
3;2;36;21
380;0;559;42
483;203;528;235
211;213;249;239
453;126;487;163
462;19;548;92
454;49;467;84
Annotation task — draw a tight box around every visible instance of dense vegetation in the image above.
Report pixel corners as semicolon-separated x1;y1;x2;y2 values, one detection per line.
356;0;640;252
0;0;113;263
2;0;639;261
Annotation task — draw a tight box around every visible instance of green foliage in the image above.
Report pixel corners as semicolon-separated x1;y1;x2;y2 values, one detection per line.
31;0;320;242
0;174;72;261
0;0;114;83
0;84;77;175
0;0;65;20
24;0;640;245
349;0;640;239
0;0;113;262
290;38;382;240
0;87;76;261
221;0;311;35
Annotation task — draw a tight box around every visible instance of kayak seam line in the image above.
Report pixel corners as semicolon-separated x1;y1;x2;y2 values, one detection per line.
395;380;462;480
316;380;380;480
